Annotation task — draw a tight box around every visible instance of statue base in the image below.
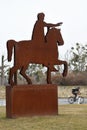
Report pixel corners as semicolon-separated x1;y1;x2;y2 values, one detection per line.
6;84;58;118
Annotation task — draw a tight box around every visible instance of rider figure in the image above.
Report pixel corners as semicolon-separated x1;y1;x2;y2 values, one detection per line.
72;87;80;101
32;12;63;71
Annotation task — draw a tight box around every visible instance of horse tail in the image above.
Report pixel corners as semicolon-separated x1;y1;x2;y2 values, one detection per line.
7;40;15;61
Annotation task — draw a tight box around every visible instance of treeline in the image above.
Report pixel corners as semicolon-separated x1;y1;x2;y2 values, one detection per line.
52;72;87;86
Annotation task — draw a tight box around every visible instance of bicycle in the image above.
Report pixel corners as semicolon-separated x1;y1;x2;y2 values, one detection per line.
68;95;84;104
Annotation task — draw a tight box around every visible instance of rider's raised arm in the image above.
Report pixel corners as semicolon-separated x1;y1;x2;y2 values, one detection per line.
44;22;63;28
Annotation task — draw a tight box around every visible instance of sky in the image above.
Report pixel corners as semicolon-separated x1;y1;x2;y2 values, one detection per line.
0;0;87;65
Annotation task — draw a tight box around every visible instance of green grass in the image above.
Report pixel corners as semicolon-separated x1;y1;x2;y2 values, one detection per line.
0;104;87;130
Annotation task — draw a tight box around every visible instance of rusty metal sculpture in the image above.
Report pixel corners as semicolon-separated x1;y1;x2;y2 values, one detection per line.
6;13;68;118
7;12;68;85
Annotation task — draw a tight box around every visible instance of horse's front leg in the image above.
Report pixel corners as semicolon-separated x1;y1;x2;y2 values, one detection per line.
63;61;68;77
56;60;68;77
47;67;52;84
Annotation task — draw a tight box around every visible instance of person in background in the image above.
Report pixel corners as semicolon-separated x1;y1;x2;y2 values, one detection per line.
72;87;81;101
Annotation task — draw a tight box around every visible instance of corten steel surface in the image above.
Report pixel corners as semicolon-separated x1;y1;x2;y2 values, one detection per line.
7;12;68;86
6;85;58;118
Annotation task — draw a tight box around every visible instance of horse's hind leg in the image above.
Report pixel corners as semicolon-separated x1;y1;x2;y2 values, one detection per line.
9;66;18;86
20;65;32;84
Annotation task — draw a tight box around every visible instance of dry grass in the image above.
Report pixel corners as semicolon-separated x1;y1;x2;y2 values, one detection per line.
0;86;5;99
0;86;87;99
58;86;87;98
0;104;87;130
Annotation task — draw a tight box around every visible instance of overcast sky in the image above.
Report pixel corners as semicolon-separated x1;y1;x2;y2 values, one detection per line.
0;0;87;65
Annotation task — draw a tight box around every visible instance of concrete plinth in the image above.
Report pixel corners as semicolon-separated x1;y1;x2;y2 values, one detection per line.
6;84;58;118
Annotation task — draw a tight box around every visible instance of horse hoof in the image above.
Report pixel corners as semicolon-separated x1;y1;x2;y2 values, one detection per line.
10;83;16;87
47;81;52;84
28;81;32;84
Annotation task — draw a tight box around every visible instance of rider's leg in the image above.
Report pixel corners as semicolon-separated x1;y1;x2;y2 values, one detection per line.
74;94;77;101
78;96;81;104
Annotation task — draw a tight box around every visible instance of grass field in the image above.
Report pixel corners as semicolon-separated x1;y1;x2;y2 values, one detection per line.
0;104;87;130
0;86;87;130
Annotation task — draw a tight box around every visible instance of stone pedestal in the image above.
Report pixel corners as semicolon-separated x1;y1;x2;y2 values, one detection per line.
6;84;58;118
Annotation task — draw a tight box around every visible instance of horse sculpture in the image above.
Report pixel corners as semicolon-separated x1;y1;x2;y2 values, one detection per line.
7;28;68;85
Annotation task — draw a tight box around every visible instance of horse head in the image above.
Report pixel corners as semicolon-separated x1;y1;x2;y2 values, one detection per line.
46;28;64;46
